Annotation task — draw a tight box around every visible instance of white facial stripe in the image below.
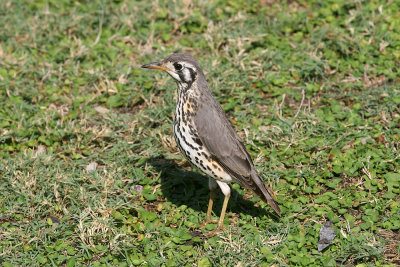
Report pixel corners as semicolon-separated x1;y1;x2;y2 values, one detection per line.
183;63;195;71
183;69;191;82
166;71;181;82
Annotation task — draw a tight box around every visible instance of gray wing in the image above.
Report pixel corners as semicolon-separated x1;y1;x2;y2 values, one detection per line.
193;98;281;216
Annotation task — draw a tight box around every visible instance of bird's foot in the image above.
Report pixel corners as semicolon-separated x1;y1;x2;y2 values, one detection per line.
199;219;219;229
202;224;225;238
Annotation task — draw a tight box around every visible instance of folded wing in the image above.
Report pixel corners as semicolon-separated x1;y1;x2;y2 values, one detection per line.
193;97;281;216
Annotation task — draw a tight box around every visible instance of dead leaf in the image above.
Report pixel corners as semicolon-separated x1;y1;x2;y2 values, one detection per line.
318;221;336;251
94;106;110;114
86;162;98;172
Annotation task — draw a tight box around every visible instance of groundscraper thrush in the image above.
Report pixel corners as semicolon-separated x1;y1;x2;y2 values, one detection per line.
142;53;280;236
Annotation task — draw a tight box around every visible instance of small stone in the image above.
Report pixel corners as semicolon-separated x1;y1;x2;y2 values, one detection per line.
86;162;98;172
132;185;144;195
361;136;374;145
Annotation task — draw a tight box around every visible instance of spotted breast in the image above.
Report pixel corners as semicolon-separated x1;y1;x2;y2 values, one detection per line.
173;91;233;184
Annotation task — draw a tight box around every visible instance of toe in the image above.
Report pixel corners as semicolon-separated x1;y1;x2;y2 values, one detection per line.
202;224;225;237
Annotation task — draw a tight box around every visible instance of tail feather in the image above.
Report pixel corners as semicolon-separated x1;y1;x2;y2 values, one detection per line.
251;170;281;216
260;184;281;216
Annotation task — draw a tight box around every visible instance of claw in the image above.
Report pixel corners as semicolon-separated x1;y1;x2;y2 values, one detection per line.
199;219;219;229
202;224;225;237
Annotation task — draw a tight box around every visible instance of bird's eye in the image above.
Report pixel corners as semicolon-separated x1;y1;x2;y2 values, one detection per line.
174;63;183;71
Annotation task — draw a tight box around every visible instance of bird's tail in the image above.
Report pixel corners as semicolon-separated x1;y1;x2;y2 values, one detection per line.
251;171;281;216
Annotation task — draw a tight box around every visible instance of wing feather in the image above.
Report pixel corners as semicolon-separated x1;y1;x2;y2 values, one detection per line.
193;97;281;215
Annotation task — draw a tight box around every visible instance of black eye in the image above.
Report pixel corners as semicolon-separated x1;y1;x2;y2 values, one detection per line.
174;63;183;71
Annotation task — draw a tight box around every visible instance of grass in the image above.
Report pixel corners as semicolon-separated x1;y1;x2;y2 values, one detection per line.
0;0;399;266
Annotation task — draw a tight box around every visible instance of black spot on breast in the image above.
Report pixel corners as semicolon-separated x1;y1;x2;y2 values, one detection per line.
193;138;202;146
200;161;206;169
183;149;190;158
200;152;210;160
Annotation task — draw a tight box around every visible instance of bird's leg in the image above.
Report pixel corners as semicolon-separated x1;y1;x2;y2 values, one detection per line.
203;181;231;238
199;188;216;228
205;187;216;222
200;178;218;229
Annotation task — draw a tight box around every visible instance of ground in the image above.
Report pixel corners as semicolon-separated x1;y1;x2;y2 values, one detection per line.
0;0;399;266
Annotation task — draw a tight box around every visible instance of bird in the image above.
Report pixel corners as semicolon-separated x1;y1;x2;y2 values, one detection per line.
141;53;281;237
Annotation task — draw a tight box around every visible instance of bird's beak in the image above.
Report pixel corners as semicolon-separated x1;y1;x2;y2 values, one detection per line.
141;62;172;72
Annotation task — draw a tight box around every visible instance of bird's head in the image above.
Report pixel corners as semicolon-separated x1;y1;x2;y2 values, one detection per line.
141;53;204;92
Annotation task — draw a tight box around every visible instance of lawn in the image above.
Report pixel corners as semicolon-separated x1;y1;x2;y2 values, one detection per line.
0;0;399;266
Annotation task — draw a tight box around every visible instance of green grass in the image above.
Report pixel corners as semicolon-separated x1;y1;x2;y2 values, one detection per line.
1;0;400;266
